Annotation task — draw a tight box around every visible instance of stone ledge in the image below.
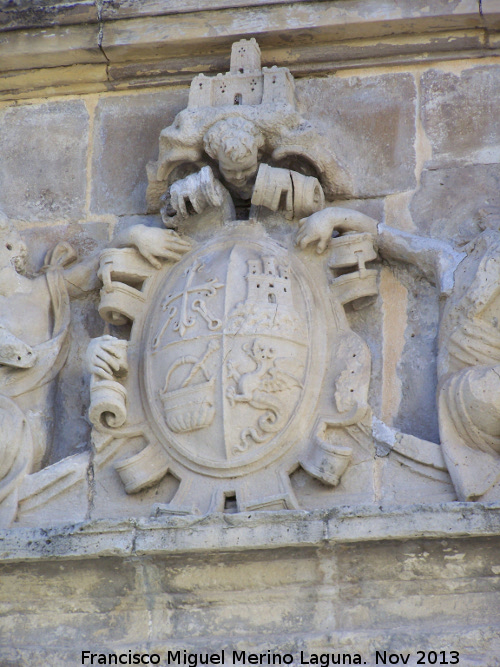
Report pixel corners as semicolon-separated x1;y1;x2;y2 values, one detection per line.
0;0;490;33
0;0;499;100
0;0;98;33
1;502;499;563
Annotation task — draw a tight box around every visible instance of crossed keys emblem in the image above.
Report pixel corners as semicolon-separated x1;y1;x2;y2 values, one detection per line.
153;261;224;347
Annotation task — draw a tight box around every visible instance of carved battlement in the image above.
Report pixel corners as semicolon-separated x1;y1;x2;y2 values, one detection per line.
246;256;292;308
188;38;295;108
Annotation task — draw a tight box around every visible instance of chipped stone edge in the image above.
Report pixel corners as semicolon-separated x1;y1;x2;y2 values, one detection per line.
0;502;498;563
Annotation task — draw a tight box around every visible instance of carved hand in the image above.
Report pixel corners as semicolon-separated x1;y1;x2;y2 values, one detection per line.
295;207;378;254
87;335;128;381
170;177;204;219
166;166;225;219
168;166;224;220
128;225;192;270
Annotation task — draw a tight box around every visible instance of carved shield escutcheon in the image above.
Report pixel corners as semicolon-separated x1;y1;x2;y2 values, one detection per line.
143;231;325;477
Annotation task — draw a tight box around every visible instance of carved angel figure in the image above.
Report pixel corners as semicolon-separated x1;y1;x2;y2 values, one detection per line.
0;211;191;526
296;203;500;502
158;113;334;226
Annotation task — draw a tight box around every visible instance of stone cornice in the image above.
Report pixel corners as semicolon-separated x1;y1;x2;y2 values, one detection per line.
0;0;499;101
1;502;499;563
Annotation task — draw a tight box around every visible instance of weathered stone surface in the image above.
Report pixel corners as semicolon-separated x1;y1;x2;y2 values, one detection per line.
100;0;482;26
0;517;499;665
90;90;189;216
0;63;109;102
0;0;488;102
0;0;98;32
295;74;417;198
91;439;180;521
409;163;500;243
1;504;499;561
17;453;90;528
21;223;109;465
0;217;109;530
1;0;484;40
0;1;489;100
0;100;89;222
100;0;318;21
420;66;500;168
392;263;441;443
482;0;500;29
101;0;483;64
0;40;497;528
381;455;456;505
88;46;384;517
0;13;498;667
21;221;109;279
0;556;149;648
436;229;500;502
0;22;105;72
329;197;384;222
334;536;500;636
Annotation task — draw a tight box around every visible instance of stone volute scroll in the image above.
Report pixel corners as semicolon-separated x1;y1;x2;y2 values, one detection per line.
87;38;395;517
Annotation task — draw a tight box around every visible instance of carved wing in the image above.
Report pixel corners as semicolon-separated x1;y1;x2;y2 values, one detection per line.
271;129;354;201
260;359;303;393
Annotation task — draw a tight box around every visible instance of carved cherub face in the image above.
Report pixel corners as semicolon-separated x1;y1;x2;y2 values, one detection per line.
217;148;259;188
0;223;28;273
203;117;264;192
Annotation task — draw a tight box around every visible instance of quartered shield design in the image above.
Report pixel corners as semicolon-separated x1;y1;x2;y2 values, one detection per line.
144;233;319;474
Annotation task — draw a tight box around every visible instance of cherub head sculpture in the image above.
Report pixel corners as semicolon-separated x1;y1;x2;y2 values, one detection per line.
203;117;265;192
147;58;354;213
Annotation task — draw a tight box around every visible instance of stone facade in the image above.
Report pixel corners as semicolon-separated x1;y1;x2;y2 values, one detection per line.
0;2;500;665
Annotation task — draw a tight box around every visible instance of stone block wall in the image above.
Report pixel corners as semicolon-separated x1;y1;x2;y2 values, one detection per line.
1;507;499;666
5;540;500;663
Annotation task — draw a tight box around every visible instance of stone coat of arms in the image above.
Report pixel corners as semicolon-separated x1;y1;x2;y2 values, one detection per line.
1;40;499;529
87;39;381;514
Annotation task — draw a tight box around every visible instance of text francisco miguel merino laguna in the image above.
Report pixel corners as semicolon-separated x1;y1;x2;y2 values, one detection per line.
82;650;368;665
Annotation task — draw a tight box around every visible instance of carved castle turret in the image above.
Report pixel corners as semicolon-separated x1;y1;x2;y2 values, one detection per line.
188;38;295;108
245;256;293;309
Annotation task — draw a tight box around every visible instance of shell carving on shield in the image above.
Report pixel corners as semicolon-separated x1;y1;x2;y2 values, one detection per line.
87;38;379;515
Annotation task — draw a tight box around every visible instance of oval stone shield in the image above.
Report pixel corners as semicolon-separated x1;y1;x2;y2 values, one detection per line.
143;231;323;475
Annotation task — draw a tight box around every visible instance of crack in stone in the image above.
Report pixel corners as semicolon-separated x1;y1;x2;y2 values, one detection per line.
85;452;95;521
95;0;111;80
131;525;138;554
289;169;295;219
